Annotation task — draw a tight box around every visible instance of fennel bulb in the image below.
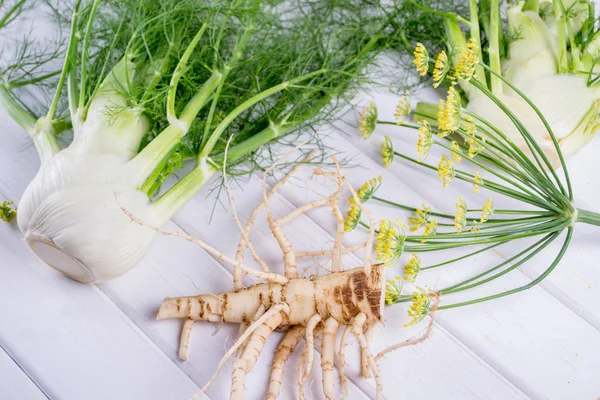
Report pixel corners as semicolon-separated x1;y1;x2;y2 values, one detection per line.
403;0;600;166
0;0;392;282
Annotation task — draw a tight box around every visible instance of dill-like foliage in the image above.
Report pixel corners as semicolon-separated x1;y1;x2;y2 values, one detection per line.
2;0;397;191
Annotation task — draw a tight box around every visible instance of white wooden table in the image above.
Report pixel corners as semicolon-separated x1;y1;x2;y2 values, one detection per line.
2;17;600;400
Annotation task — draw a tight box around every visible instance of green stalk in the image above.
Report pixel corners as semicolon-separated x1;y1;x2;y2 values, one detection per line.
437;228;573;309
78;0;101;114
131;71;222;188
439;232;557;294
0;0;25;28
46;0;82;123
0;85;59;163
488;0;503;94
198;69;327;160
576;209;600;226
421;242;506;270
480;65;573;201
469;0;487;88
166;24;208;125
150;158;218;223
553;0;569;73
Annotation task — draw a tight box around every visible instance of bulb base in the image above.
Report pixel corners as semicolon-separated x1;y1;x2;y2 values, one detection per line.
25;233;96;283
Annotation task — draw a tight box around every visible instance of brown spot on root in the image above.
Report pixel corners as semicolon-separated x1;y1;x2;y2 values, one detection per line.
176;298;182;313
222;293;228;313
352;272;367;302
199;298;205;320
186;299;192;318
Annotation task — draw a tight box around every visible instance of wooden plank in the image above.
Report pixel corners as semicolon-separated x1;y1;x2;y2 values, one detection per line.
0;347;47;400
0;223;205;400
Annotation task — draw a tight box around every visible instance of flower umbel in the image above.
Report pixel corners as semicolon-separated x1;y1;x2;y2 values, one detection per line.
408;205;431;231
454;197;468;232
413;43;429;76
344;202;361;231
432;50;449;88
376;218;406;266
394;91;411;125
437;87;461;134
382;136;394;168
450;140;462;162
421;219;438;243
385;276;404;305
357;176;382;203
473;171;483;192
406;291;431;327
404;253;421;282
452;38;479;82
417;121;433;162
0;200;17;223
359;101;378;139
437;154;455;188
480;198;494;223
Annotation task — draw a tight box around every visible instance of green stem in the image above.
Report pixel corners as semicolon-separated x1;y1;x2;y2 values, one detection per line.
0;84;36;134
576;209;600;226
469;0;487;88
0;0;26;28
150;158;217;224
47;0;82;122
166;24;208;125
198;69;327;159
78;0;101;112
130;71;222;188
553;0;569;73
408;0;470;26
6;70;62;89
488;0;503;94
437;228;572;309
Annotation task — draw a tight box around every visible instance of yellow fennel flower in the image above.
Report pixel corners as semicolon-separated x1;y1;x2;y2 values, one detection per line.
417;121;433;162
359;101;378;139
432;50;449;88
437;87;461;134
344;201;361;231
450;140;462;162
394;91;411;125
413;43;429;76
385;275;404;305
454;197;468;232
408;205;431;231
453;38;479;82
404;253;421;282
376;218;406;266
356;176;382;203
437;154;455;188
382;136;394;168
406;291;432;327
421;219;438;243
473;171;483;192
480;198;494;223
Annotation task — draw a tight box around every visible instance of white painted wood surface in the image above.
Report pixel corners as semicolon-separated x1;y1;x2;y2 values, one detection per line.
2;10;600;400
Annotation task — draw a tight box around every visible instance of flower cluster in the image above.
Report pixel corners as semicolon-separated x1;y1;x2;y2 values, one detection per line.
432;50;449;88
404;253;421;282
473;171;483;192
437;87;461;134
406;291;432;327
417;121;433;162
413;43;429;76
0;200;17;223
452;38;479;82
344;177;382;231
450;140;462;162
376;218;406;266
385;276;404;305
437;154;456;188
359;101;378;139
408;205;432;231
394;91;411;125
480;198;494;223
421;219;438;243
454;197;468;232
381;136;394;168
